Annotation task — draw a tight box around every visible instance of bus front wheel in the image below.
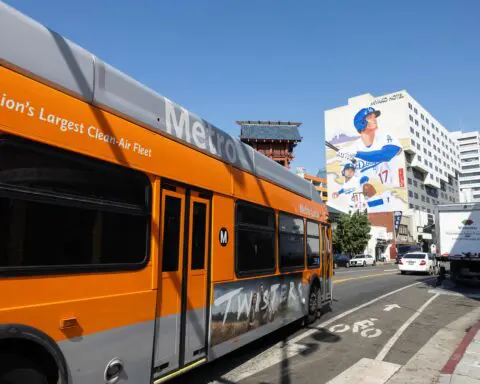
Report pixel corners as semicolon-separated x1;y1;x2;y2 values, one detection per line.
0;355;49;384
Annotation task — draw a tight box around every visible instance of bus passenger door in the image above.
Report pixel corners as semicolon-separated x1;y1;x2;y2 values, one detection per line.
321;224;332;301
154;185;186;376
184;192;210;365
153;184;210;379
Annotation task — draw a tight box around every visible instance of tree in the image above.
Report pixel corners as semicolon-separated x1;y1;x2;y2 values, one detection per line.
332;212;371;256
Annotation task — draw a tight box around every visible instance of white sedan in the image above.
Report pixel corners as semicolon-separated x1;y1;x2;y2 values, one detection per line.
348;254;376;267
398;252;437;275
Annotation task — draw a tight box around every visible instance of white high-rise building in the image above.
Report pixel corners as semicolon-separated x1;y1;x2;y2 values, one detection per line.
451;131;480;203
325;90;461;251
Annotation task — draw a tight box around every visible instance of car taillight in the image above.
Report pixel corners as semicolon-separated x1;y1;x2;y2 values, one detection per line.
399;259;403;264
420;260;426;266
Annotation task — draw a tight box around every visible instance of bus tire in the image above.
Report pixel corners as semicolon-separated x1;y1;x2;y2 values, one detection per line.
0;354;49;384
307;284;319;325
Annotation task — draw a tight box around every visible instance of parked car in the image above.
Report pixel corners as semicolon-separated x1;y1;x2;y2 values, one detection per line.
398;252;438;275
334;254;351;268
349;254;376;267
396;244;422;264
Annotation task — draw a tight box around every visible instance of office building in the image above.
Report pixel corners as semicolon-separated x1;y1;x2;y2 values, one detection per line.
451;131;480;203
325;90;460;255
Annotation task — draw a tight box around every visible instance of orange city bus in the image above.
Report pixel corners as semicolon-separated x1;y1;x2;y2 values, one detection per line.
0;3;333;384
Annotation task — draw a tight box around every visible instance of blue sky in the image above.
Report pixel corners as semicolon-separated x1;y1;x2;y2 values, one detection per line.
5;0;480;175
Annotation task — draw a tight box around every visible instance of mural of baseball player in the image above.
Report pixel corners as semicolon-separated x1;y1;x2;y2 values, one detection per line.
332;163;376;209
337;107;403;212
332;163;368;198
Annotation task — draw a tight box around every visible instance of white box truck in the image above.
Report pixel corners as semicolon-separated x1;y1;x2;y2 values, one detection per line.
436;203;480;284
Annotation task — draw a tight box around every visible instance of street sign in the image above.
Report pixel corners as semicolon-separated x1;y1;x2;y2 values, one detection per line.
394;211;402;233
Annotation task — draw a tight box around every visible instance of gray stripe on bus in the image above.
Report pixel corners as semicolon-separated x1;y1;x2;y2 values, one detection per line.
58;320;155;384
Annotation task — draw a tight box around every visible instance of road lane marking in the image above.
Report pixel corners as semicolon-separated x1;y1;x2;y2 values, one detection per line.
375;293;440;361
334;271;398;284
326;358;401;384
384;304;401;312
221;280;432;383
334;267;390;275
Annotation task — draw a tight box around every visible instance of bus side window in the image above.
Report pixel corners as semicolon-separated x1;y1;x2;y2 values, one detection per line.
278;213;305;272
0;136;150;274
235;201;276;277
306;220;320;268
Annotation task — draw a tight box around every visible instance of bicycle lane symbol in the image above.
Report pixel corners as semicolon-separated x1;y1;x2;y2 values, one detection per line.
329;318;382;338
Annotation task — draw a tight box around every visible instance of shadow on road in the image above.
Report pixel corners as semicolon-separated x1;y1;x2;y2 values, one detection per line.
173;275;434;383
173;319;342;383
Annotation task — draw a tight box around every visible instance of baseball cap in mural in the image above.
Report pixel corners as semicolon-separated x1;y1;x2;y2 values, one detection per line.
354;107;381;132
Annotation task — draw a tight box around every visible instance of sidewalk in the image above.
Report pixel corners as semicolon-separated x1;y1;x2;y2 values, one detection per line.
438;324;480;384
386;306;480;384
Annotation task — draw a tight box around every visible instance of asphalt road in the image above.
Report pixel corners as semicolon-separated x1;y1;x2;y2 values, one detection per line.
170;264;480;384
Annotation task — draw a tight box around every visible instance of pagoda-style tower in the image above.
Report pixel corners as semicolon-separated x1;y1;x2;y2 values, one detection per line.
237;120;302;168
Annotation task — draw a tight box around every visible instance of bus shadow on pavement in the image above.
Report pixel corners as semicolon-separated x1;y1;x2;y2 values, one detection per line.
174;321;342;383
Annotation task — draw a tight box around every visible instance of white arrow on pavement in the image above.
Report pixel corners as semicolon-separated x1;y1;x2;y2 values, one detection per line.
384;304;401;312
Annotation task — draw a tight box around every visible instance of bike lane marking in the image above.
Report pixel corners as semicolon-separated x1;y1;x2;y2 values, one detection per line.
222;280;434;383
375;293;440;361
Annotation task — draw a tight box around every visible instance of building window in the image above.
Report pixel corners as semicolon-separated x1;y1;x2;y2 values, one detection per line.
411;139;416;146
421;195;425;202
408;178;412;185
416;132;420;138
409;203;414;208
409;191;413;198
409;115;413;122
422;125;425;132
415;120;419;126
414;180;418;187
414;192;419;199
427;208;431;213
410;127;415;134
418;155;422;161
428;151;432;156
414;108;418;114
462;164;480;170
408;103;412;109
429;162;433;167
426;197;430;203
421;113;424;120
278;213;305;271
415;205;420;210
423;148;427;154
236;202;276;276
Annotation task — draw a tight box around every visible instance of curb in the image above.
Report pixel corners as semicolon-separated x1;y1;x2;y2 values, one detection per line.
386;306;480;384
440;323;480;375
